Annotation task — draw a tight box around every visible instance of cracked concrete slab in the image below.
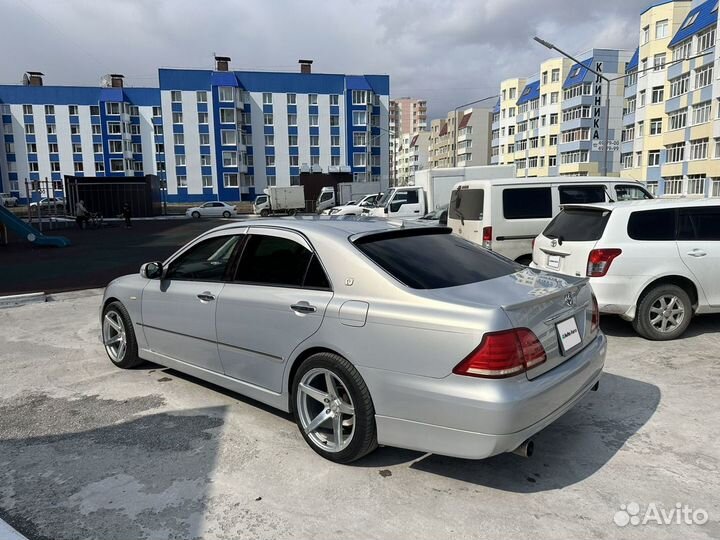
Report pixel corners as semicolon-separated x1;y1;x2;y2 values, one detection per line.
0;291;718;539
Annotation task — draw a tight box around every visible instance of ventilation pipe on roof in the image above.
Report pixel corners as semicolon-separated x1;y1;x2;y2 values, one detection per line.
215;56;231;72
110;74;124;88
299;59;313;74
23;71;44;86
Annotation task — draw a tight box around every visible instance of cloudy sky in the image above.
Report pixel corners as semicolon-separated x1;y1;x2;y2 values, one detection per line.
1;0;654;119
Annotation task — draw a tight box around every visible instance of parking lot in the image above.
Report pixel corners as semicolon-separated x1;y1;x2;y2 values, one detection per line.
0;290;718;540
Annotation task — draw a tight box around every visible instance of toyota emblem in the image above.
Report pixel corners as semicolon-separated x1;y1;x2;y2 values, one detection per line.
564;292;575;307
551;239;557;247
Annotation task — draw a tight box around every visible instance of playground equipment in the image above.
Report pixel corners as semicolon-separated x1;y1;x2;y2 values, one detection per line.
0;205;70;247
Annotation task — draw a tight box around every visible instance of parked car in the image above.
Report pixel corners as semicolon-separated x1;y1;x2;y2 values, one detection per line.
532;199;720;340
447;177;653;264
325;193;382;216
364;186;428;219
101;218;605;463
186;201;237;219
416;203;448;225
29;197;65;209
254;186;305;217
0;193;18;207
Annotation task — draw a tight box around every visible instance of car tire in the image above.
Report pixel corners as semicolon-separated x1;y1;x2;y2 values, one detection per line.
260;209;269;217
288;209;297;216
222;210;231;218
516;255;532;266
102;301;143;369
191;211;201;219
292;352;378;464
632;284;692;341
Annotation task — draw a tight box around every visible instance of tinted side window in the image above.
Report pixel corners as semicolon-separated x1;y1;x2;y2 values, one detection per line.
354;230;519;289
503;188;552;219
396;190;419;204
678;207;720;240
304;255;330;289
559;185;606;204
544;209;611;242
166;235;240;281
627;209;676;241
449;188;484;220
236;235;330;288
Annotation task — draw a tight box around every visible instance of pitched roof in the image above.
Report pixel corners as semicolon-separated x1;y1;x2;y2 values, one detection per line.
563;58;593;89
458;112;472;129
669;0;718;47
516;80;540;105
626;47;639;73
438;121;448;136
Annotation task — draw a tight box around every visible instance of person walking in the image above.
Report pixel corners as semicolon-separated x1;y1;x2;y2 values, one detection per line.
75;200;89;229
122;202;132;228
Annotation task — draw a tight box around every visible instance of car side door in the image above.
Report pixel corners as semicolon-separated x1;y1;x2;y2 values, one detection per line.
388;189;421;217
215;228;333;392
677;206;720;308
140;232;243;372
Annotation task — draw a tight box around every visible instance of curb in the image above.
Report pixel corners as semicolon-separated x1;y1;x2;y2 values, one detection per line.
0;292;46;309
0;518;29;540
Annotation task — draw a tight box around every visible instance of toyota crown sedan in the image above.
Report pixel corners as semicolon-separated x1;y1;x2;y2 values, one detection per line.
101;218;605;463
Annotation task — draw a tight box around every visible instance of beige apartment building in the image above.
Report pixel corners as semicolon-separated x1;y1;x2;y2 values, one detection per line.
428;107;493;169
393;131;431;186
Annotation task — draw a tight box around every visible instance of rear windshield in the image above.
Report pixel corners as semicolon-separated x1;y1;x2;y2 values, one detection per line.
354;230;519;289
449;188;484;221
559;185;607;204
544;208;611;242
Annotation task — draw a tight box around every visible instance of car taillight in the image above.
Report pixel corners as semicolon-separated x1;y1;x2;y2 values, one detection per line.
590;293;600;334
586;248;621;277
482;226;492;250
452;328;546;379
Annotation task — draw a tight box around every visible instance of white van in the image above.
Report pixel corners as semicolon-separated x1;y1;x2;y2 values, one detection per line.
447;176;652;263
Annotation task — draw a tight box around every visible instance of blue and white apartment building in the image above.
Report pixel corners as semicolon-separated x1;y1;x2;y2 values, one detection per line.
0;59;390;202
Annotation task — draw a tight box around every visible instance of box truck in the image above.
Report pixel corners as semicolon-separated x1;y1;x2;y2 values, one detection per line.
317;181;382;213
253;186;305;217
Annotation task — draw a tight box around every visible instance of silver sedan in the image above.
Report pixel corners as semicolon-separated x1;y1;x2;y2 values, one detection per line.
101;218;606;463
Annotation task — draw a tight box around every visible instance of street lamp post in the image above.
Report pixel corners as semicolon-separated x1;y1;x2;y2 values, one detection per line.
452;94;499;167
534;36;612;176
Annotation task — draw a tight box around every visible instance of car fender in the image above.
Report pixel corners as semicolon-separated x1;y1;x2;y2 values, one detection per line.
623;270;707;321
101;275;150;349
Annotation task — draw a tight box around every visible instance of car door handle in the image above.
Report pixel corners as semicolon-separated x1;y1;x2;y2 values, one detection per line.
687;249;707;257
413;210;420;213
197;292;216;302
291;302;316;314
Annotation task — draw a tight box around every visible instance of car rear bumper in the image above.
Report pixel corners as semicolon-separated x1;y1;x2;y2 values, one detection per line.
588;276;647;319
360;332;606;459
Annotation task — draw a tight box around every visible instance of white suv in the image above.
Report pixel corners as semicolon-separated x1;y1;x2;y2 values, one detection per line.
532;199;720;340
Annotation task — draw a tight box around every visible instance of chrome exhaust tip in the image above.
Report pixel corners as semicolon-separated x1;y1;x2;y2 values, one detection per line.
511;439;534;458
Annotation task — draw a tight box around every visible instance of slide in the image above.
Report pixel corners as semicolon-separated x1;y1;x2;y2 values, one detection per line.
0;205;70;247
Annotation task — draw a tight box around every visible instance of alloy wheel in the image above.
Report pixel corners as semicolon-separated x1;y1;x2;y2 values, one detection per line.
649;295;685;333
296;368;355;453
103;310;127;362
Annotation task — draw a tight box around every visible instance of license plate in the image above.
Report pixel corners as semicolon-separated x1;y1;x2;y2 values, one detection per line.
547;254;561;270
556;316;581;354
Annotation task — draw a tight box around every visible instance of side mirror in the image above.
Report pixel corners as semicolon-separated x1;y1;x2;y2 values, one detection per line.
440;211;448;226
141;261;163;279
384;206;389;214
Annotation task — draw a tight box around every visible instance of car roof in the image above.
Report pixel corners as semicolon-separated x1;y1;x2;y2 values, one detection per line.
204;216;442;241
455;176;647;188
563;198;720;212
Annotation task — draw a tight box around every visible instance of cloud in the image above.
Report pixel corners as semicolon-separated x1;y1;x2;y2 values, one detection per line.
0;0;653;120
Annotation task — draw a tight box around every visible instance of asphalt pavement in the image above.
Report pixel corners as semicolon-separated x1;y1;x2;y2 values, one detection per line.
0;290;718;540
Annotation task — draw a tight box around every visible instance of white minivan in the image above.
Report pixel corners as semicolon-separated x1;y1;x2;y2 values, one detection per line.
532;199;720;340
447;177;652;264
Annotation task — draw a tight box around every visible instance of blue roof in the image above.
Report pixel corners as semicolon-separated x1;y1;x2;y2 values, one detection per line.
626;48;639;72
0;85;159;105
492;97;500;114
562;58;593;89
516;80;540;105
669;0;718;47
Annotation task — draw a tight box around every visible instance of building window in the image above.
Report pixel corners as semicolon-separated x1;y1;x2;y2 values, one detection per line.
331;156;340;166
152;106;161;117
692;101;711;125
651;86;664;103
690;139;708;160
331;135;340;146
330;115;339;126
44;104;54;115
352;111;367;125
72;162;83;172
265;155;275;167
549;113;558;125
200;155;211;166
171;91;182;103
310;135;319;147
287;93;296;104
695;64;713;88
308;94;318;105
655;19;668;39
202;175;212;188
289;155;299;166
288;134;298;146
669;73;689;97
92;125;101;135
649;118;662;135
154;125;163;135
639;90;646;107
222;151;237;167
352;90;367;105
196;91;207;103
264;113;273;125
265;134;274;146
196;112;208;124
560;150;589;164
672;39;692;62
200;133;210;145
107;122;121;134
712;178;720;197
698;29;715;53
664;177;682;195
218;87;234;102
266;175;276;186
95;162;105;173
23;104;33;115
287;113;297;126
263;93;273;105
636;152;643;168
109;140;123;153
653;53;666;71
220;108;235;123
330;95;339;106
548;155;557;167
220;129;237;146
309;114;319;126
174;134;184;145
155;143;164;154
176;155;186;166
669;109;687;130
106;102;121;115
110;159;124;172
541;71;548;85
176;175;187;187
551;69;560;82
353;132;367;146
665;143;685;163
687;175;705;195
550;91;559;104
172;112;183;124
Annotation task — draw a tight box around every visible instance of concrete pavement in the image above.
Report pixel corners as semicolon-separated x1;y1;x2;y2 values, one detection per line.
0;290;718;539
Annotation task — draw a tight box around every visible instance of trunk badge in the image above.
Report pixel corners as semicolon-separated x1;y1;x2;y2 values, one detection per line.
551;239;557;247
564;292;575;307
